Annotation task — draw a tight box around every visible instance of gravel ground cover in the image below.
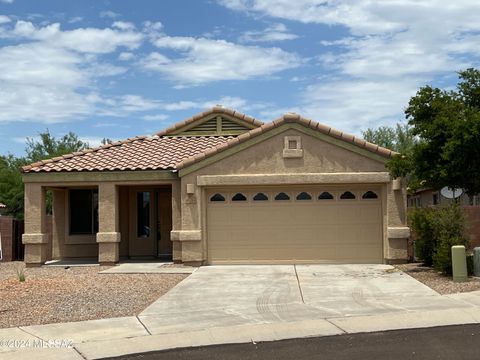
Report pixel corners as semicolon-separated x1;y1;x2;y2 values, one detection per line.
0;262;187;328
396;263;480;294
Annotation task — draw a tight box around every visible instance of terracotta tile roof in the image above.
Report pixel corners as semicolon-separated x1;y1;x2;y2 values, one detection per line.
22;108;396;174
176;113;397;169
155;106;263;136
22;136;234;173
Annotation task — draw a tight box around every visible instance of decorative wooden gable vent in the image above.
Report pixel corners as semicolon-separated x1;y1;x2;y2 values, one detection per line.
169;115;257;136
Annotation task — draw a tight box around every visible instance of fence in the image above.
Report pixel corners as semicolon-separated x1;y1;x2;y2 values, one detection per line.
0;215;52;262
0;216;24;261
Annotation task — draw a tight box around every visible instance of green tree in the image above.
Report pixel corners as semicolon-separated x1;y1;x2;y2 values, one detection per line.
362;123;417;154
363;123;418;188
0;130;89;218
25;130;89;163
0;155;28;219
388;68;480;195
362;126;396;151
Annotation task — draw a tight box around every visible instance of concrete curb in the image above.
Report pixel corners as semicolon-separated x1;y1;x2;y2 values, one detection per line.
75;319;343;359
3;307;480;360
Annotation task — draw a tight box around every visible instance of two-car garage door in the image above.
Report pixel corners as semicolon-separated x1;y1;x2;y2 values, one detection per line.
206;186;383;264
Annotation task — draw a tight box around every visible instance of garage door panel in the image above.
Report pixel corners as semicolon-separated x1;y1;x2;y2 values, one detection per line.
207;187;383;264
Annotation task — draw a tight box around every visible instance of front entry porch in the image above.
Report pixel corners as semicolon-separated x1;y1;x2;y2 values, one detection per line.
120;186;173;260
22;181;181;267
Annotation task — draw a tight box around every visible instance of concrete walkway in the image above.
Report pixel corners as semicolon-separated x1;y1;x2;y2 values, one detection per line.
2;265;480;360
99;262;198;274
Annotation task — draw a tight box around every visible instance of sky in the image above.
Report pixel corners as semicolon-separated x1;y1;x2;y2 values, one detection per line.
1;0;480;156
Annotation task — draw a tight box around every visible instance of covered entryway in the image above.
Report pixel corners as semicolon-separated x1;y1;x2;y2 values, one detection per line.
206;186;383;264
121;186;173;259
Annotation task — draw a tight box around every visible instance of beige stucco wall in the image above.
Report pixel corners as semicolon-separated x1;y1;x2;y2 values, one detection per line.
177;126;409;264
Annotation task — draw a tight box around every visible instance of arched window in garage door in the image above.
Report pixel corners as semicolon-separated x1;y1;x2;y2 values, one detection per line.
362;191;378;199
253;192;269;201
318;191;334;200
274;192;290;201
296;192;312;200
340;191;356;200
232;193;247;201
210;193;226;202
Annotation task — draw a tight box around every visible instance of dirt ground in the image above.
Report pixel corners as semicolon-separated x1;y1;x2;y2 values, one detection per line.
396;262;480;294
0;262;187;328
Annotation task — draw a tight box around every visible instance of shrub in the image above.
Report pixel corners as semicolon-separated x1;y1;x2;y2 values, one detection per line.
409;207;436;266
409;202;468;274
432;203;469;274
14;263;26;282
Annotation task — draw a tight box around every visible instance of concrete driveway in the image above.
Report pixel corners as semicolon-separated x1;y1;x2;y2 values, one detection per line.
139;264;464;334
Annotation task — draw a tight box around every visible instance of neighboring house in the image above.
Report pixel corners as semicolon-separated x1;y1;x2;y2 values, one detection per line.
408;188;480;208
21;107;410;267
0;203;6;216
408;189;480;250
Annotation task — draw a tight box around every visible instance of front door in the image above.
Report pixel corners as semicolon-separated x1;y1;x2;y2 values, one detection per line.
129;189;156;257
128;187;173;258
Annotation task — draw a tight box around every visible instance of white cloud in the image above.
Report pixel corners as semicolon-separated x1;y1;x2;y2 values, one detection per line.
118;51;135;61
219;0;480;130
0;21;156;123
239;23;298;43
11;21;143;53
0;15;10;24
117;95;161;112
0;0;13;4
141;35;302;85
112;21;136;31
68;16;83;24
93;122;120;128
300;78;420;132
162;96;269;113
142;114;169;121
0;42;94;123
90;94;162;117
99;11;120;19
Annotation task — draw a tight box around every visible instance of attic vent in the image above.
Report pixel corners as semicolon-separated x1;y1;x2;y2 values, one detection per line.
221;119;250;131
182;118;218;135
173;115;255;136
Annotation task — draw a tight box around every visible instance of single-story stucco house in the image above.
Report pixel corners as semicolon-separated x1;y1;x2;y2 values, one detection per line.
21;107;410;267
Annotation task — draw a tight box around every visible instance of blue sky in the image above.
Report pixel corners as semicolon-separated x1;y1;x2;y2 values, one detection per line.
1;0;480;156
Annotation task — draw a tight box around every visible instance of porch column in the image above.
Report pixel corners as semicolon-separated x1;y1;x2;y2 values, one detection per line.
171;180;182;263
22;183;48;267
96;183;120;265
